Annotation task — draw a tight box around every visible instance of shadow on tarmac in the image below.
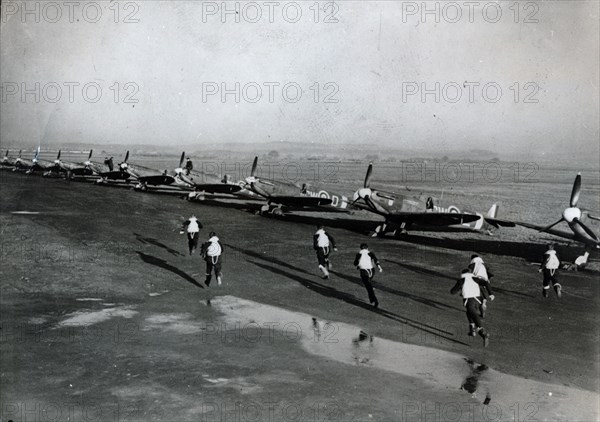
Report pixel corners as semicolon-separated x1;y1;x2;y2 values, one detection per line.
136;251;204;289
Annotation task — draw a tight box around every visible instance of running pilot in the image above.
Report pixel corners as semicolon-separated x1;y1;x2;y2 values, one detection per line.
313;225;337;279
451;268;492;347
201;231;224;286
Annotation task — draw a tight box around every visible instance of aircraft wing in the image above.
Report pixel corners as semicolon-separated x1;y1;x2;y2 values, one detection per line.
387;212;481;226
99;170;131;180
513;221;577;241
484;217;516;228
269;195;333;207
137;174;176;186
192;184;243;194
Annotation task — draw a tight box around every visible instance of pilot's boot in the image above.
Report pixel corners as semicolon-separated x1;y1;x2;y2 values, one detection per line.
318;265;329;279
554;283;562;298
542;286;549;298
478;327;490;347
468;323;477;337
217;274;222;286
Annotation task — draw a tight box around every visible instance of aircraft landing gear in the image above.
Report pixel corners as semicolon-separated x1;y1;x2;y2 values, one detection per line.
574;251;590;269
271;207;284;216
187;191;206;201
134;182;148;192
258;203;284;216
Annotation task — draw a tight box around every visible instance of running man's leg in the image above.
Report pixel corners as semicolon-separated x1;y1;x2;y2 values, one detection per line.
205;260;214;286
214;259;222;285
549;269;561;298
360;269;378;306
466;298;489;345
316;249;329;278
191;233;199;254
542;270;552;297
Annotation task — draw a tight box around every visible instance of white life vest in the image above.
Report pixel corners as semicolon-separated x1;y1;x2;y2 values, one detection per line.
544;250;559;270
357;250;374;270
187;217;200;233
206;236;222;257
470;257;489;281
315;229;330;248
461;273;481;299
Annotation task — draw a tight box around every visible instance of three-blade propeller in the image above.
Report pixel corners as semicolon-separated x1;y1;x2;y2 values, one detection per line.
540;173;598;242
352;162;390;211
119;150;130;171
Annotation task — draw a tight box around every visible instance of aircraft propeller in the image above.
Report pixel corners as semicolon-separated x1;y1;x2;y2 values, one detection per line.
84;149;93;167
173;151;196;186
119;150;130;171
539;173;599;242
32;146;40;164
244;156;273;199
352;162;395;208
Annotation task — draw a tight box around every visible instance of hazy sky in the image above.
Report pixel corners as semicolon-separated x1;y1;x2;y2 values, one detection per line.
1;1;598;160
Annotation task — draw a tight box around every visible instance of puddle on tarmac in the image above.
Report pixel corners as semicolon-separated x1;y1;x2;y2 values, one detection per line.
143;313;203;335
56;306;137;327
210;296;599;419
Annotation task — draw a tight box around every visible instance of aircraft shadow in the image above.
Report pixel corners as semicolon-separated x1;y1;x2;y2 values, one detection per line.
225;243;461;312
237;212;597;265
330;269;463;312
392;234;577;262
134;232;184;257
136;252;204;289
384;259;535;299
246;260;468;346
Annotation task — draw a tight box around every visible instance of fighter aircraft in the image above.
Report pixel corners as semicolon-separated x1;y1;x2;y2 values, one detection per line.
171;152;253;199
1;150;21;167
97;151;133;183
500;173;599;267
12;147;61;174
113;151;181;190
244;156;352;215
350;162;503;236
53;149;96;176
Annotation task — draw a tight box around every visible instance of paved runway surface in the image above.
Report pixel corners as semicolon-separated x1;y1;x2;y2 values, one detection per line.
1;171;598;421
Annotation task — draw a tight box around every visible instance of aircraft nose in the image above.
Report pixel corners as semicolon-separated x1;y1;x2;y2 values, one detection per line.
563;207;582;223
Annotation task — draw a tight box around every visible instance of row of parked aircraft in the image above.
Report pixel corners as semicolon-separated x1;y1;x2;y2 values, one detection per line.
2;148;598;267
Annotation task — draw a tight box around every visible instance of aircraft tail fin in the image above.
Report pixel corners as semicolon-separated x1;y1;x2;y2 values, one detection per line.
487;203;498;218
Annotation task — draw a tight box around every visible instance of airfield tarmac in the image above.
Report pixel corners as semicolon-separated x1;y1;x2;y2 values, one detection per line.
1;169;599;421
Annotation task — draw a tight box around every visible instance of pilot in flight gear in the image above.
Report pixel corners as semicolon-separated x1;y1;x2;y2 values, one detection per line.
313;225;337;279
469;254;495;317
181;216;203;255
451;269;492;347
353;243;382;308
185;158;193;175
539;244;561;298
426;197;434;212
201;232;224;286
